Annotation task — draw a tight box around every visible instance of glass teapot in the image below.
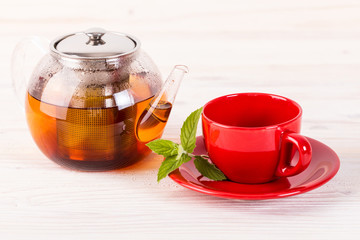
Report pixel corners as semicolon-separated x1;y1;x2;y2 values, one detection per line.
12;28;187;171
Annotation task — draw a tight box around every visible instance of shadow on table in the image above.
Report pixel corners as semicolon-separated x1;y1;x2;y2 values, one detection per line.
110;152;162;173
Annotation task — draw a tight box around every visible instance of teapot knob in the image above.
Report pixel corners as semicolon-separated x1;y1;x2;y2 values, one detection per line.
85;28;106;46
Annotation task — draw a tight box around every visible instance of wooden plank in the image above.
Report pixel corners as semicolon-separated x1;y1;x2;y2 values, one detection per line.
0;0;359;239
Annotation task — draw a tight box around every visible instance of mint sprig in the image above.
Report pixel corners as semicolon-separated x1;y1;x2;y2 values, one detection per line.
146;139;179;157
194;156;227;181
180;107;202;153
146;107;227;182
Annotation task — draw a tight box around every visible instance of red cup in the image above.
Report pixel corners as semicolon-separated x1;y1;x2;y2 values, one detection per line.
202;93;312;184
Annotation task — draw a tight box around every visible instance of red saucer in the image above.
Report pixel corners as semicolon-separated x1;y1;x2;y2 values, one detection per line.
169;136;340;200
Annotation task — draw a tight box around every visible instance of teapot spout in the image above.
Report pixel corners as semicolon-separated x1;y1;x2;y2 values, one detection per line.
136;65;188;142
152;65;188;109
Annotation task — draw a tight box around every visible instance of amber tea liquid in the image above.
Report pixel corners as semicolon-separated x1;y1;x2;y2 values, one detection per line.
136;100;172;142
25;92;167;171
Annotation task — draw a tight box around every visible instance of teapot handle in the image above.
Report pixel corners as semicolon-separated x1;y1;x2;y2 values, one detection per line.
11;36;49;108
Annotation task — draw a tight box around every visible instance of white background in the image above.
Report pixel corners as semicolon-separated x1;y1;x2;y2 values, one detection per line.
1;0;360;239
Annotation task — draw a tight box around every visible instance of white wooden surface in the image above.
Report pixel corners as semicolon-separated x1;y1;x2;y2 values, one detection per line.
1;0;360;239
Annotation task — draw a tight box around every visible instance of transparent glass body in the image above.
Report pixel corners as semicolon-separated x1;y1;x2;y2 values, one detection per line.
24;50;165;170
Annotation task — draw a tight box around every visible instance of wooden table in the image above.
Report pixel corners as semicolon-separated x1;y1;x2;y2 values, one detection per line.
1;0;359;239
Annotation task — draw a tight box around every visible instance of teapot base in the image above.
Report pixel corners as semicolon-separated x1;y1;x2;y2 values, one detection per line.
49;150;151;171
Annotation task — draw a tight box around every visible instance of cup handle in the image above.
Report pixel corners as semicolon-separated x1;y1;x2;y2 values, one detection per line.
275;132;312;177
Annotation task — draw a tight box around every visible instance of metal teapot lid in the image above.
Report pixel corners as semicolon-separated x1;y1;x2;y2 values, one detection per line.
50;28;140;59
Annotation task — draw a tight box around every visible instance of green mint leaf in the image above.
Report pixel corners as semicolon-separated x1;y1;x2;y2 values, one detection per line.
194;156;227;181
180;107;203;153
157;154;191;182
146;139;179;157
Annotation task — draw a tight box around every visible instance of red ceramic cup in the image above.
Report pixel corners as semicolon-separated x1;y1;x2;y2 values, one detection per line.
202;93;312;184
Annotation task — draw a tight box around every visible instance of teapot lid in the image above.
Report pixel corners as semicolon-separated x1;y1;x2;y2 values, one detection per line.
50;28;140;59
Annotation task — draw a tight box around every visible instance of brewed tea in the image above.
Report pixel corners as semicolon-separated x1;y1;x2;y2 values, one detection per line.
136;100;172;142
25;92;155;171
